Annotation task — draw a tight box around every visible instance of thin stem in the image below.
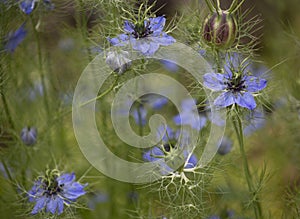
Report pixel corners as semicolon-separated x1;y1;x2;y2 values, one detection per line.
204;0;215;13
1;93;15;130
0;158;13;182
30;17;50;116
233;114;263;219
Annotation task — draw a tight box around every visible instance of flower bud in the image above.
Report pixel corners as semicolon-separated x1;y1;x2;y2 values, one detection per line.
203;11;237;49
20;126;37;146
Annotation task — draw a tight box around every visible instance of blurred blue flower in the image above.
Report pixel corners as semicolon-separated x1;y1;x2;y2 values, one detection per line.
105;50;131;74
131;105;147;126
140;94;168;110
88;192;109;210
173;99;207;130
108;16;175;56
243;108;266;136
19;0;54;14
203;71;267;110
28;172;87;215
143;126;197;172
20;127;37;146
4;24;27;53
217;136;233;155
161;60;179;72
19;0;36;14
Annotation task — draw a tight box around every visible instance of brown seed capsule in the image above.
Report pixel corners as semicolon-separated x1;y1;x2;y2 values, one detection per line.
203;11;237;49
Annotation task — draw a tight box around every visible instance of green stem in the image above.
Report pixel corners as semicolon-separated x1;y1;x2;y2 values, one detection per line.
233;114;263;219
1;93;15;130
30;17;50;116
204;0;215;13
0;158;13;182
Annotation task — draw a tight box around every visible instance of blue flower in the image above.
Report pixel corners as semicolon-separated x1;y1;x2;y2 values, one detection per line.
243;108;266;136
131;105;147;126
19;0;36;14
19;0;54;14
28;172;87;215
203;70;267;110
4;24;27;53
20;127;37;146
105;50;131;74
143;126;198;172
140;94;168;110
173;99;207;130
108;16;176;56
161;60;179;72
217;136;233;155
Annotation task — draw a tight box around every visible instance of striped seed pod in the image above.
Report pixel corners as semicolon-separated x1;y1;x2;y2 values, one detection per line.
203;11;237;49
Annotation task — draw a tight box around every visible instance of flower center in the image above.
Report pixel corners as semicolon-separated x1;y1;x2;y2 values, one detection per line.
43;178;63;196
132;22;153;39
163;141;176;152
226;77;246;93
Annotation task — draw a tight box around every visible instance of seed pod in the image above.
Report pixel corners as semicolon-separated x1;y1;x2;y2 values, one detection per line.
203;11;237;49
20;126;37;146
105;50;131;75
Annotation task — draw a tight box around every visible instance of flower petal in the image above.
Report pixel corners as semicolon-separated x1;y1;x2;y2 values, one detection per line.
31;196;47;214
184;153;198;169
148;16;166;34
57;173;75;185
19;0;36;14
203;73;226;91
123;20;135;33
214;91;235;108
47;196;58;214
244;76;267;92
235;92;256;110
57;197;64;215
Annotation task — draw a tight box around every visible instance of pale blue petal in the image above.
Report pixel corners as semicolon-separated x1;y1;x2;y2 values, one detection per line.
31;196;47;214
203;73;226;91
214;92;235;108
235;92;256;110
244;76;267;92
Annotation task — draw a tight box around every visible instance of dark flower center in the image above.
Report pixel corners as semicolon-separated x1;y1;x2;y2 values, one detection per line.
43;178;64;196
132;22;153;39
163;141;176;152
226;76;246;93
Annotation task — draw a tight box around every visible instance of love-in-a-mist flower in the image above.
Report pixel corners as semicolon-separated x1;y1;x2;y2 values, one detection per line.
20;126;37;146
4;24;27;53
28;170;87;215
173;98;207;130
105;50;131;74
203;58;267;110
217;136;233;155
243;108;266;136
108;16;175;56
19;0;54;14
143;125;197;173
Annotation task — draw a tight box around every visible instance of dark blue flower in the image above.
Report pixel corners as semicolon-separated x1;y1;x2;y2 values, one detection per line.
243;108;266;136
28;172;87;215
19;0;36;14
108;16;176;56
203;70;267;110
217;136;233;155
20;126;37;146
173;99;207;130
4;24;27;53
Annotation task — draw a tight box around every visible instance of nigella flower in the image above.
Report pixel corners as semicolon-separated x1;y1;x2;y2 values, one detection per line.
243;108;266;136
131;105;147;126
143;125;197;173
173;98;207;131
203;68;267;110
28;171;87;215
108;16;176;56
19;0;36;14
217;136;233;155
140;94;168;110
20;126;37;146
4;24;27;53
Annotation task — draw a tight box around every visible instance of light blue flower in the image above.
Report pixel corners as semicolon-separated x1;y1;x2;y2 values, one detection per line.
4;24;27;53
20;127;37;146
217;136;233;155
108;16;175;56
28;172;87;215
173;98;207;130
243;108;266;136
203;70;267;110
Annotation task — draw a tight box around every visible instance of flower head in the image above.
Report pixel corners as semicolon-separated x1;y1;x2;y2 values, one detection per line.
28;170;87;215
4;24;27;53
108;16;175;56
20;126;37;146
143;126;197;173
203;56;267;110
